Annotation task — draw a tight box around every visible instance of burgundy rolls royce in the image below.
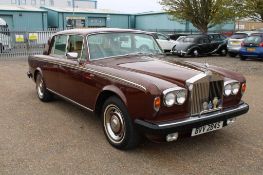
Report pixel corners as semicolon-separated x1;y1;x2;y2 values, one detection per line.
27;28;249;150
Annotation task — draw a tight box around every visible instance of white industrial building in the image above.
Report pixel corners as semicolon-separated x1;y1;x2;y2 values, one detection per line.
0;0;97;8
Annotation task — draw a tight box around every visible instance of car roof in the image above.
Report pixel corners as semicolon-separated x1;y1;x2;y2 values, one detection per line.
55;28;151;36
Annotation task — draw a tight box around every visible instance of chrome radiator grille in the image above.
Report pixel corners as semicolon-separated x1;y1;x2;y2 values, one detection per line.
190;80;224;115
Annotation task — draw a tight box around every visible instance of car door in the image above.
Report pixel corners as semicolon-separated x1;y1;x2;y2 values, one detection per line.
57;34;92;107
43;34;68;93
197;37;211;54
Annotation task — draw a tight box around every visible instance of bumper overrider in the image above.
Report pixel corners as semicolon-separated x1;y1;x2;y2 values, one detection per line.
135;102;249;135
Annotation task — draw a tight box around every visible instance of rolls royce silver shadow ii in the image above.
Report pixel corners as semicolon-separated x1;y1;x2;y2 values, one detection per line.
27;28;249;150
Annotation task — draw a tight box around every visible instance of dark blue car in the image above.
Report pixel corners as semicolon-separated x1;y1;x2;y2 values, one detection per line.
239;34;263;60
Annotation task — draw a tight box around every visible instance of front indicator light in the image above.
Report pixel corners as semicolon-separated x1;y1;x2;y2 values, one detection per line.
241;83;246;94
154;97;161;111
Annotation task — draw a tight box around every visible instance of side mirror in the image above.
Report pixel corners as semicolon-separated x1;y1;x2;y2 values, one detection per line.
66;52;78;60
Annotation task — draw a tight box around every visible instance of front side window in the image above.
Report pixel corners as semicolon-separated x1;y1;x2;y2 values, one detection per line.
11;0;17;4
50;35;68;57
67;35;84;59
87;33;162;60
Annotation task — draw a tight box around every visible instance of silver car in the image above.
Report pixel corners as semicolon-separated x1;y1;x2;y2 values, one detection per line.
227;31;259;57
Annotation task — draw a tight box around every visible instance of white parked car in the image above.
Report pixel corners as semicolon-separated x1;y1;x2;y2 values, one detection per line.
150;32;178;52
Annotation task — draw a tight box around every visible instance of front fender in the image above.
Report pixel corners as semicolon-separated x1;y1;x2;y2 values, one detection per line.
101;85;127;106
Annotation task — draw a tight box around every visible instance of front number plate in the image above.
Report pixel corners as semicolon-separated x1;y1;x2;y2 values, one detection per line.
191;121;224;136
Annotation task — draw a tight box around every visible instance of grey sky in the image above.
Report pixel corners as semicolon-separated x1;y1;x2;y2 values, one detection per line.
98;0;163;13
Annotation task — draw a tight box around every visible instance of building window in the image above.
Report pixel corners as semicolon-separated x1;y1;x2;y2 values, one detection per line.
49;0;54;6
21;0;26;4
40;0;45;5
11;0;17;4
31;0;36;5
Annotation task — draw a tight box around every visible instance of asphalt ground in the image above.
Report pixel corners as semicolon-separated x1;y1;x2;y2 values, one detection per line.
0;56;263;175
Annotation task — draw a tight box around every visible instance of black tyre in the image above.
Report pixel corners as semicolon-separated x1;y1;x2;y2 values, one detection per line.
102;96;140;150
36;73;53;102
228;53;237;57
191;49;200;57
219;48;227;56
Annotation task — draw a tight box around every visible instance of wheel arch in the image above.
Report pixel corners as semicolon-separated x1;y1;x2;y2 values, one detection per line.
94;85;128;117
33;67;43;82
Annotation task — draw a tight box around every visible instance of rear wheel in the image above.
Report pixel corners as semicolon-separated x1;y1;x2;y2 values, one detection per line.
36;73;53;102
219;48;227;56
102;96;140;150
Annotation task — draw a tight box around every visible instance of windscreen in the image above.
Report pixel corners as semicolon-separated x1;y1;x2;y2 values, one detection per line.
230;33;248;39
244;36;262;44
87;33;162;60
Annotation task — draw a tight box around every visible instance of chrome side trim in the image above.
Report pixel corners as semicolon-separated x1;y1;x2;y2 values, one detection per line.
158;103;248;128
47;88;94;112
31;57;147;91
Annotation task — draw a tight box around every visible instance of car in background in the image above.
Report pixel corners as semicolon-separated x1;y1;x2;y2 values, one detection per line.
227;31;258;57
150;32;178;52
172;34;227;57
239;33;263;60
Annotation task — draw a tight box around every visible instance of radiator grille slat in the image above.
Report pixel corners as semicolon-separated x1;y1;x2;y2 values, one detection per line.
191;80;223;115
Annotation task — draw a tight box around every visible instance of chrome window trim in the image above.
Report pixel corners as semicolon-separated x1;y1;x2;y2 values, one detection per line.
47;88;93;112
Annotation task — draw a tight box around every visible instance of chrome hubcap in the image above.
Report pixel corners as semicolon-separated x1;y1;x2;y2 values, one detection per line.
193;50;199;56
104;105;125;144
37;78;44;98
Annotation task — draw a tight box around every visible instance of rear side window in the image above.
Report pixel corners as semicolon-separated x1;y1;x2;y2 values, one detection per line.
51;35;68;57
244;36;262;44
183;37;195;42
67;35;84;59
230;33;248;39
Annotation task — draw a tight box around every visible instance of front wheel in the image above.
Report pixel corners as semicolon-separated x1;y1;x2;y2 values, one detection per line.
191;49;200;57
36;73;53;102
102;96;140;150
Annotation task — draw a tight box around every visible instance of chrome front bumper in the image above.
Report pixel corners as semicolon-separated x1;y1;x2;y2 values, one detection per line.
135;102;249;134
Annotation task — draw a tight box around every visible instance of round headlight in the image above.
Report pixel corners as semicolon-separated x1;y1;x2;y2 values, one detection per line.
164;92;176;107
176;91;186;105
232;83;240;95
224;84;232;96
